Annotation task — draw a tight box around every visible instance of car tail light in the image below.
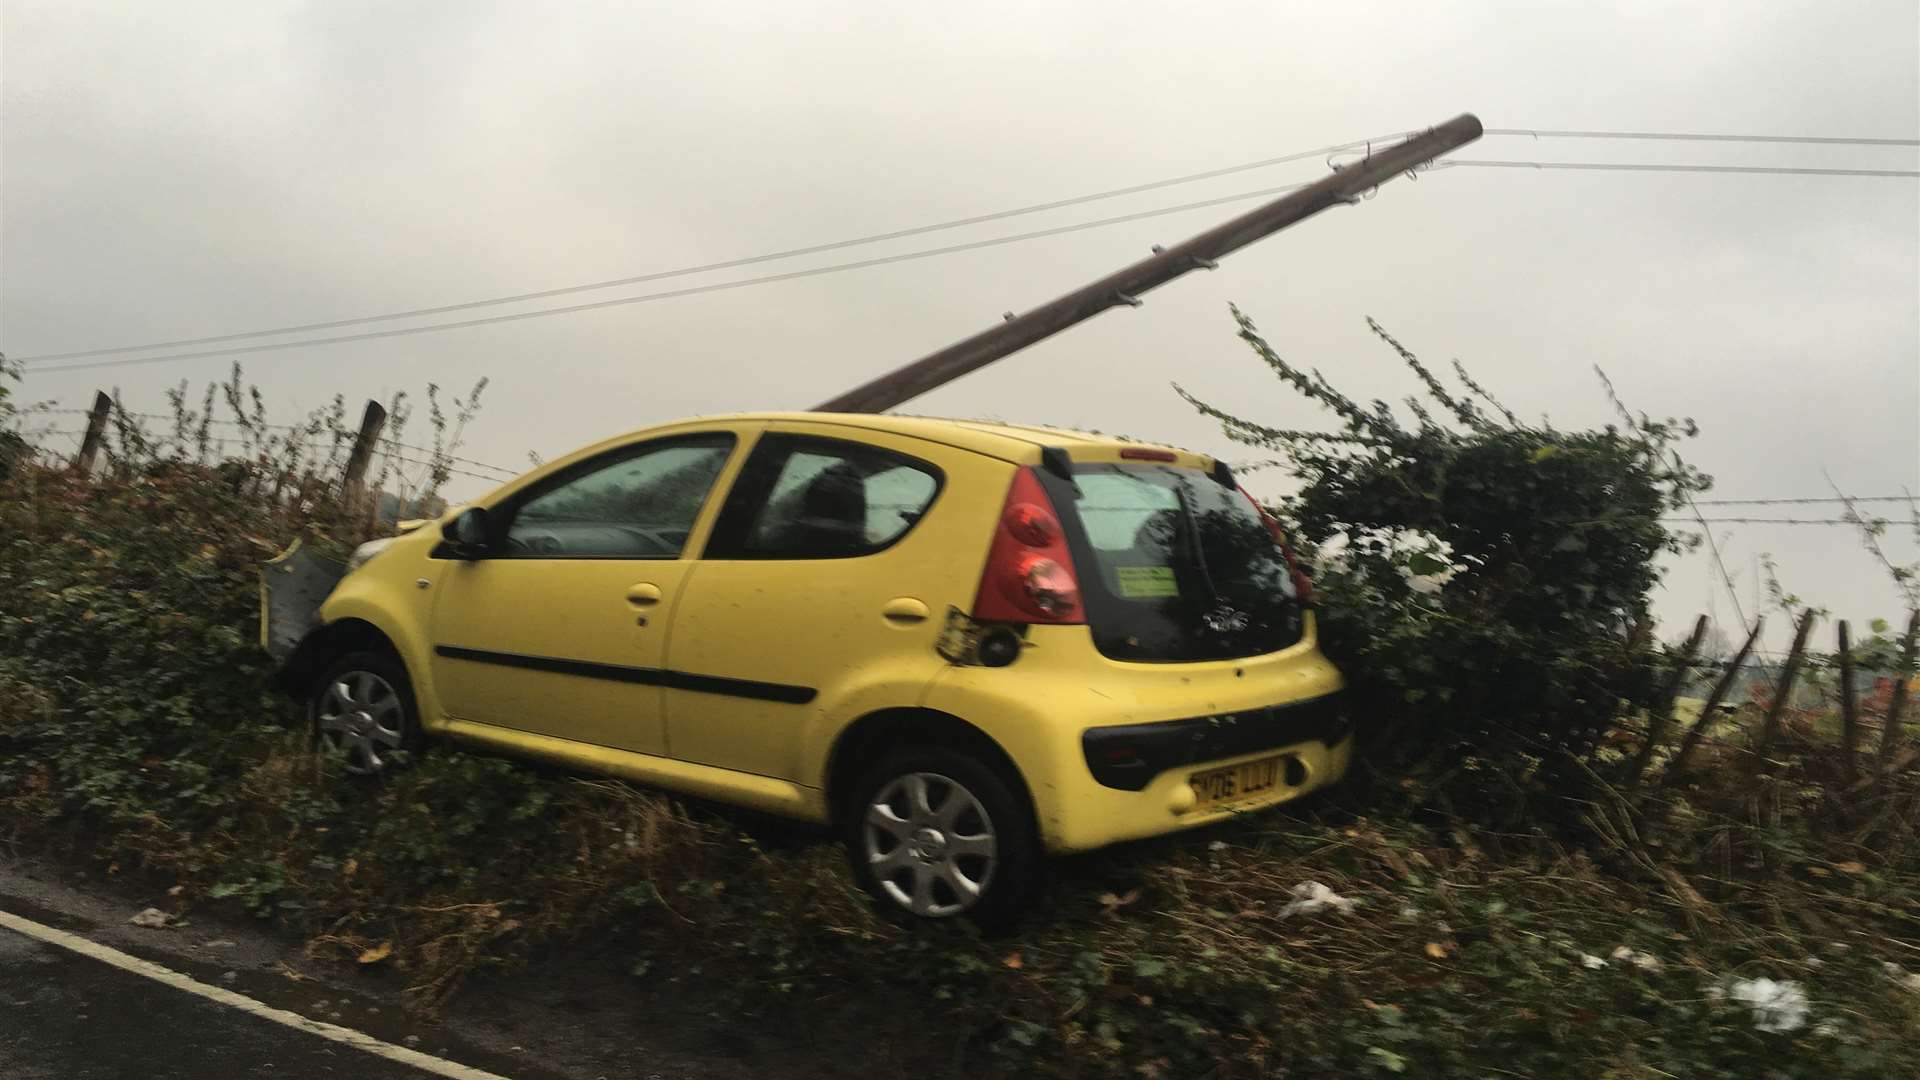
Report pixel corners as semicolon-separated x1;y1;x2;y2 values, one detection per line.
973;467;1085;624
1239;486;1318;605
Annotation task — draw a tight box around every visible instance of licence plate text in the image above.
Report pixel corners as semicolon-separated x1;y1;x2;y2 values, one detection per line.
1191;756;1284;808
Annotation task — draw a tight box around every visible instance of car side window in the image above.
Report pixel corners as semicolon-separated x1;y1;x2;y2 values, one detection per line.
707;436;941;559
500;435;735;559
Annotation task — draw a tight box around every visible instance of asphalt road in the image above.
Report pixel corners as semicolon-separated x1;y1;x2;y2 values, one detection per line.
0;858;815;1080
0;924;455;1080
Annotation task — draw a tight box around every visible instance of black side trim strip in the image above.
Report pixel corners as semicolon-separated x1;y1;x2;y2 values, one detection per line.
433;645;817;705
1080;691;1351;791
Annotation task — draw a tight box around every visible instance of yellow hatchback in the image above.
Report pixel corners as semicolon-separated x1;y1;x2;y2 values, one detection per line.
284;413;1349;923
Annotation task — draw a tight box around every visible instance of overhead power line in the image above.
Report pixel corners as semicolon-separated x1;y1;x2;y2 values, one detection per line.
1663;517;1875;526
15;125;1916;367
27;144;1917;375
1694;495;1913;506
12;133;1402;365
1484;128;1919;147
1439;160;1919;179
23;180;1316;375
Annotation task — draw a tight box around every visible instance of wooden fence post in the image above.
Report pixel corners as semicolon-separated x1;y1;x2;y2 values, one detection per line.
72;391;113;474
1838;620;1860;787
1753;610;1815;762
339;399;388;517
1661;617;1765;788
1625;614;1708;790
1875;610;1920;773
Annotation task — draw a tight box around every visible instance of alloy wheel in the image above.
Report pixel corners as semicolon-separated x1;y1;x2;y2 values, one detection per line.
863;771;998;917
315;670;406;775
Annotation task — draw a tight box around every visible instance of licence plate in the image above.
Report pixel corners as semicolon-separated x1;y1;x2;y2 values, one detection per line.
1190;756;1284;809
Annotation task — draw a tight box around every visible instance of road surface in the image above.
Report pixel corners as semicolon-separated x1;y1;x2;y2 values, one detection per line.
0;919;473;1079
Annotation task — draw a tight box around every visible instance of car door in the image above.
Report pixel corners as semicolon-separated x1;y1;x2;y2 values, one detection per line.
662;425;996;782
428;428;746;755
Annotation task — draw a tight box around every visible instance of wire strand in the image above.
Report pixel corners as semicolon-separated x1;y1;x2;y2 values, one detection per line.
1439;160;1919;179
1483;128;1919;147
1693;495;1914;506
1661;517;1886;525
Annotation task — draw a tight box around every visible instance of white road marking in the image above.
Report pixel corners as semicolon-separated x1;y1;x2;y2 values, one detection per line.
0;907;516;1080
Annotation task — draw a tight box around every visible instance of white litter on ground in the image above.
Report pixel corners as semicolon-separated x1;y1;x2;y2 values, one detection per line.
1727;977;1810;1034
1881;962;1920;993
128;908;169;929
1278;881;1358;917
1580;953;1608;970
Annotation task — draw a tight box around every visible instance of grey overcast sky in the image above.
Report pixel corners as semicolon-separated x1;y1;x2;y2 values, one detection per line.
3;1;1916;646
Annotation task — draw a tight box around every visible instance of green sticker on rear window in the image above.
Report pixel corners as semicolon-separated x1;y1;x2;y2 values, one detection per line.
1114;565;1178;599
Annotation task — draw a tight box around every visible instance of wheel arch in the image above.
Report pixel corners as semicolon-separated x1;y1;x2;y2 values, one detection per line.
278;617;402;697
825;707;1038;827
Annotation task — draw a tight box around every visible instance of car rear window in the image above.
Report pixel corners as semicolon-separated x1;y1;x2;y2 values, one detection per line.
1037;461;1302;662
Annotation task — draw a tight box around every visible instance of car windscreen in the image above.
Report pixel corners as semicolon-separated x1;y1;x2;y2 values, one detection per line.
1037;461;1302;662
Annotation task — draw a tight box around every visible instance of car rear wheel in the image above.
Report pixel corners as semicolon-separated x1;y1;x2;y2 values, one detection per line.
845;746;1041;927
310;650;420;775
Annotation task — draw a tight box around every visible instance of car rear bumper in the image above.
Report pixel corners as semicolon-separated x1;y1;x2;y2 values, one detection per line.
1047;731;1354;851
919;619;1349;853
1079;691;1351;791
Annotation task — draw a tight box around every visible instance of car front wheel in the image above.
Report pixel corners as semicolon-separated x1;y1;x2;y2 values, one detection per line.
846;746;1041;927
310;650;420;775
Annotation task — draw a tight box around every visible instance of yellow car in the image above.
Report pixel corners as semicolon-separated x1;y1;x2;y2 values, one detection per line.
285;413;1349;923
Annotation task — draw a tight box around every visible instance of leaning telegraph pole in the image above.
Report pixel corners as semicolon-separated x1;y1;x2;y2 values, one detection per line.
816;113;1482;414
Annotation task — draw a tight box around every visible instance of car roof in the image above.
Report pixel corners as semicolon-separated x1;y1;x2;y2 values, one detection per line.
688;412;1209;466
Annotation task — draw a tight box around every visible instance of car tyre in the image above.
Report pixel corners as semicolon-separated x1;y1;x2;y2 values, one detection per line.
309;649;422;776
844;745;1042;930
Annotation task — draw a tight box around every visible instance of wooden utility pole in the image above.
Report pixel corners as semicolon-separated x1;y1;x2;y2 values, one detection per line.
73;391;113;474
339;399;388;514
816;113;1484;414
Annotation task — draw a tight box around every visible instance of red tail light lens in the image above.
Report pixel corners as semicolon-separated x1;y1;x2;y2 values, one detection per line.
1239;486;1318;605
973;468;1085;624
1004;503;1059;547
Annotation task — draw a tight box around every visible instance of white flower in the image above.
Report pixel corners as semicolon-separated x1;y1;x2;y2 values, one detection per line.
1405;574;1446;596
1278;881;1358;917
1580;953;1608;970
1728;977;1810;1034
1609;946;1662;973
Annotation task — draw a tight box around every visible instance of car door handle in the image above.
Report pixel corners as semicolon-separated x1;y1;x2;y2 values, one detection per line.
626;583;664;606
881;597;930;624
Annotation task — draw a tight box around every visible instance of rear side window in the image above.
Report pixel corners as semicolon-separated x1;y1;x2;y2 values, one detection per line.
1039;462;1302;662
706;435;942;559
